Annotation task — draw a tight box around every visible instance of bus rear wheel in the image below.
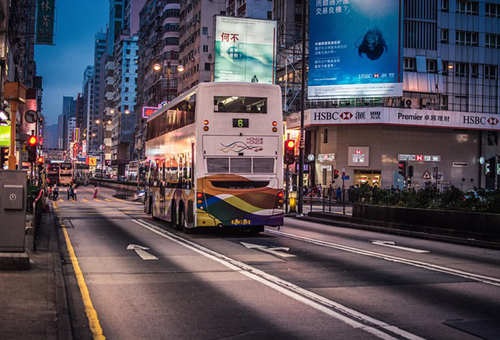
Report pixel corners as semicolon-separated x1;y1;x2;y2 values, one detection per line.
151;200;159;221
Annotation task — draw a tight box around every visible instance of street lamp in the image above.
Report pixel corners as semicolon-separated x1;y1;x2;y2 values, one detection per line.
153;61;185;102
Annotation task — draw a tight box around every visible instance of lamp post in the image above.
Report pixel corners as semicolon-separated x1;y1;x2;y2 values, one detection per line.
153;61;184;103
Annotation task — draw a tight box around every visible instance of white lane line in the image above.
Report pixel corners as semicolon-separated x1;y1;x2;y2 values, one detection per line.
132;219;424;340
372;240;429;253
266;229;500;287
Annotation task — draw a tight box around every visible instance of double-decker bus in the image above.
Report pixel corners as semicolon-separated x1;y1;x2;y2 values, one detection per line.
46;162;60;186
59;162;73;186
74;163;90;185
145;83;284;233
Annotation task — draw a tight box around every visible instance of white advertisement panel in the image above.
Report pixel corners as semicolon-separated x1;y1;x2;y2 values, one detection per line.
286;108;500;131
214;16;277;84
203;135;278;157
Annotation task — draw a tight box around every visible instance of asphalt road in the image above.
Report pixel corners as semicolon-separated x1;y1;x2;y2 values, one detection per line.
54;186;500;340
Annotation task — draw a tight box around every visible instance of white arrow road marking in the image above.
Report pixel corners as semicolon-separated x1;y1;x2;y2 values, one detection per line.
127;244;158;260
240;242;296;258
372;240;429;253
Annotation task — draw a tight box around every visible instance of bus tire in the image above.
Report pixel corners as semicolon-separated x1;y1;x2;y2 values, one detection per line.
151;200;159;221
179;208;191;234
172;203;181;230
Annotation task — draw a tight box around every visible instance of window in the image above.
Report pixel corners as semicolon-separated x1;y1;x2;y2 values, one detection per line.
214;96;267;114
441;29;449;43
323;128;328;143
202;27;208;35
204;63;210;71
486;3;500;18
203;45;208;52
404;58;416;71
441;0;449;11
146;94;196;141
165;9;180;17
456;1;479;15
267;11;272;19
486;34;500;49
164;37;179;46
456;31;478;46
427;59;437;73
485;65;498;80
455;62;469;77
471;63;478;78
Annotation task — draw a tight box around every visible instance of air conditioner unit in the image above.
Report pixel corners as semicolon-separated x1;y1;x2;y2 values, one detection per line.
208;54;212;59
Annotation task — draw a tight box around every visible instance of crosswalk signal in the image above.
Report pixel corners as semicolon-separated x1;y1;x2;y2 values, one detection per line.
37;156;44;171
333;169;339;179
285;140;296;165
28;135;38;162
398;161;407;178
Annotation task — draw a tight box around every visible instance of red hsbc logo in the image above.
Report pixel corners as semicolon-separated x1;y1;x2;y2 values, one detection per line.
416;155;423;161
373;73;380;78
488;117;499;125
340;112;353;120
355;149;362;155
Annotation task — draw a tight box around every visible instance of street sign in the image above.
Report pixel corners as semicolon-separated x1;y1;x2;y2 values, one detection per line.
422;170;431;179
342;175;350;180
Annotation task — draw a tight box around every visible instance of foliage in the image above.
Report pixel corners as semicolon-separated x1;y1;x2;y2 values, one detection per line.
349;184;500;214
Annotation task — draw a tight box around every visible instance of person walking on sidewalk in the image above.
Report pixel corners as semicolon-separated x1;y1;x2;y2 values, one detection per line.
93;185;99;199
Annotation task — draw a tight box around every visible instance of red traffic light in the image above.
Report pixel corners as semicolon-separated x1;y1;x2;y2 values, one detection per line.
285;140;295;150
28;135;38;146
36;156;44;164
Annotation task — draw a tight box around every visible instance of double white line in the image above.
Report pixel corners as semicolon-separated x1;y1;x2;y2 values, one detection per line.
133;219;424;340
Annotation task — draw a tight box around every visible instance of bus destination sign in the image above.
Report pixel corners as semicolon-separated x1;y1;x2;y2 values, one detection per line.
233;118;249;128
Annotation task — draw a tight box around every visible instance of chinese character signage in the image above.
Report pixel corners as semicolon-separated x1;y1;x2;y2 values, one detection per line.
36;0;56;45
142;106;159;119
308;0;403;99
0;125;10;147
214;16;277;84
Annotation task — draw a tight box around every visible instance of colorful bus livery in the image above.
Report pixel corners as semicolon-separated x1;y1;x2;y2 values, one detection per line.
196;174;284;228
145;82;284;232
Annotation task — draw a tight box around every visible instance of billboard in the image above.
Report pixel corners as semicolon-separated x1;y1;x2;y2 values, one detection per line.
308;0;403;99
214;16;277;84
0;125;10;147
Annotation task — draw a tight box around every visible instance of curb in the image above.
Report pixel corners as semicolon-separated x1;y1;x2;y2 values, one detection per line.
295;214;500;250
47;204;74;340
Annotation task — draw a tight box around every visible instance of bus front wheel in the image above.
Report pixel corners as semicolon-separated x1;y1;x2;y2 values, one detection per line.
151;200;159;221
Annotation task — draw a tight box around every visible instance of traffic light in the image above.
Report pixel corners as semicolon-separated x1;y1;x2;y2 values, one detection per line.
37;156;44;171
408;165;414;178
285;140;295;165
333;169;339;179
488;157;496;179
398;161;407;178
28;135;38;162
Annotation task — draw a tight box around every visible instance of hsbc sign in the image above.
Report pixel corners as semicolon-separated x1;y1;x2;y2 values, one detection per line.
398;154;441;162
289;108;500;131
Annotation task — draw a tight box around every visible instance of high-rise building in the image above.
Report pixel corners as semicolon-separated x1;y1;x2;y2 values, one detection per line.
82;66;96;152
134;0;181;161
178;0;227;94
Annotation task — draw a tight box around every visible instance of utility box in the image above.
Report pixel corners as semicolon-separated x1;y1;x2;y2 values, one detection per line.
0;170;27;252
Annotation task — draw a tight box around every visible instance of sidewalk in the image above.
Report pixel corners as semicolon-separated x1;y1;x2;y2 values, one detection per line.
0;207;72;339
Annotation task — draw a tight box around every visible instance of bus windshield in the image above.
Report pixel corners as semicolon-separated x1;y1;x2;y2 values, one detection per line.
214;96;267;113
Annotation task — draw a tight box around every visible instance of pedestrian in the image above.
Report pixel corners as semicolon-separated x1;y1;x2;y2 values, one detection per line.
73;185;78;201
336;187;342;202
317;183;322;198
93;185;99;199
53;184;59;201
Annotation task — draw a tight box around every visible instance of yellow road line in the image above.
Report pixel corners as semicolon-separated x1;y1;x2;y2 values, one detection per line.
53;202;106;340
104;199;111;202
93;198;101;202
83;199;89;202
